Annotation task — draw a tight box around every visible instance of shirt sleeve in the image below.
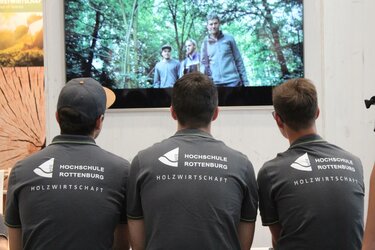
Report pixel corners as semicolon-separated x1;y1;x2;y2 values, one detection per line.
0;216;8;239
119;161;130;224
153;64;160;88
179;59;185;78
4;167;22;228
257;165;279;225
240;159;259;222
175;60;181;79
127;155;144;220
230;36;249;85
199;39;209;75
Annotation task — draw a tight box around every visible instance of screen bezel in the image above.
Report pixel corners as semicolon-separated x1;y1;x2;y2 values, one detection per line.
64;0;304;109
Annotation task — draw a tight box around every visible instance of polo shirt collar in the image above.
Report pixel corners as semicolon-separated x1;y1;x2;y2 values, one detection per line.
290;134;325;149
51;134;97;146
174;128;213;139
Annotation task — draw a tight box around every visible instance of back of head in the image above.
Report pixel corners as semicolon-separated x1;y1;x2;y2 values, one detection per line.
57;77;114;135
172;72;218;128
272;78;318;131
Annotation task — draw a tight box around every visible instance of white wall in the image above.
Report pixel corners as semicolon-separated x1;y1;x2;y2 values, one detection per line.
43;0;375;247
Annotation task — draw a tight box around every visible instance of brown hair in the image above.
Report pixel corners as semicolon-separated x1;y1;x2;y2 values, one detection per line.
272;78;318;131
172;72;218;128
206;12;220;23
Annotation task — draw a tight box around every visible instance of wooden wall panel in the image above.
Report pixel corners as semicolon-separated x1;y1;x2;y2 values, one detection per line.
0;67;45;171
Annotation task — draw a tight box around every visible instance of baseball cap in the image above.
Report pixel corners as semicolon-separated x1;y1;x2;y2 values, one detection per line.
57;77;116;122
161;44;172;51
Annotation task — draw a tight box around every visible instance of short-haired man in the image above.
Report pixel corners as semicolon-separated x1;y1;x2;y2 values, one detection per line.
200;13;248;87
179;38;200;77
154;44;180;88
5;78;130;250
127;72;258;250
257;78;364;249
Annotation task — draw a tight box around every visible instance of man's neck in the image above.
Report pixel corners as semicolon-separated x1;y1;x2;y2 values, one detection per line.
187;51;196;58
210;30;221;39
210;34;218;40
177;124;211;134
286;126;317;145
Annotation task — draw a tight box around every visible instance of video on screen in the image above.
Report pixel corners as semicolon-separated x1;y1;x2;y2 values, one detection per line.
64;0;303;108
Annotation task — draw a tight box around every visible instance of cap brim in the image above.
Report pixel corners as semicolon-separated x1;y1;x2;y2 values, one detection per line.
103;87;116;109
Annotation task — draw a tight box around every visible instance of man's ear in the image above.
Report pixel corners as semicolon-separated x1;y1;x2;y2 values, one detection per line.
55;111;59;123
315;107;320;119
96;115;104;130
274;113;284;129
212;107;219;121
273;112;289;139
92;115;104;139
170;106;178;121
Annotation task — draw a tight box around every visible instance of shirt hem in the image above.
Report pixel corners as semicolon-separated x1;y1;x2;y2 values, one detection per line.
4;222;21;228
127;215;144;220
240;218;256;222
262;220;279;226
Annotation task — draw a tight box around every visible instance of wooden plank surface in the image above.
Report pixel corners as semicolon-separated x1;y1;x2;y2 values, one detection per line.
0;67;45;172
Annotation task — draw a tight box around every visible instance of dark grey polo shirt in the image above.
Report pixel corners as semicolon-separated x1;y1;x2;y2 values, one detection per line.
5;134;130;250
127;129;258;250
258;134;364;250
0;216;7;239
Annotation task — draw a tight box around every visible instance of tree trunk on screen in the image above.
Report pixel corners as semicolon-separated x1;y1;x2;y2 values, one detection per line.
262;0;290;78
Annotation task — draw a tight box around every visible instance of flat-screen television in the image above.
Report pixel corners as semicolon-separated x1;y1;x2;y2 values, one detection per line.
64;0;303;108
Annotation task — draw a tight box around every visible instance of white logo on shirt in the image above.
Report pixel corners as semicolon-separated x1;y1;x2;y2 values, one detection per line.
33;158;54;178
158;148;179;167
290;153;312;171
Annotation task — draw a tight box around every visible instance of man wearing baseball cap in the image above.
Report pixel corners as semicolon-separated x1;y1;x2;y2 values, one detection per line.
5;78;130;250
153;44;180;88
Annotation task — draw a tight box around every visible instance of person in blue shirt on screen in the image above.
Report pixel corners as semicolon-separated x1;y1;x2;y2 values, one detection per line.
200;13;248;87
153;44;180;88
